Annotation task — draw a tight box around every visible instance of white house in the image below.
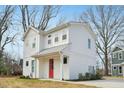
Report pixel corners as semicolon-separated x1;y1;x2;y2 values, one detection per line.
23;22;96;80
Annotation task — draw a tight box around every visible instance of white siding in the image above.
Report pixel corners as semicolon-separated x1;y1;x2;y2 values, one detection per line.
23;29;40;77
23;23;96;80
44;28;69;48
68;24;96;79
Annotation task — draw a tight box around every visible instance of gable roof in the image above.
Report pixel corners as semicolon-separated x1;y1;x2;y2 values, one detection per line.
23;26;39;40
45;22;96;39
112;46;124;52
23;22;96;40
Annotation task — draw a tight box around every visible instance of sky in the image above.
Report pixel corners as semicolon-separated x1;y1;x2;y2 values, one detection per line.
3;5;91;60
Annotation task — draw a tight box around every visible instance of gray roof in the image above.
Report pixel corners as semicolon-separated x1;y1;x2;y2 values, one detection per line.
32;44;68;57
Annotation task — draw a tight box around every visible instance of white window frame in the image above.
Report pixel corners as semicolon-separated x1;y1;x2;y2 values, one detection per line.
118;52;123;60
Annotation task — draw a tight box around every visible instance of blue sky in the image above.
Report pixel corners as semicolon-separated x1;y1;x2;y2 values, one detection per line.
4;5;91;59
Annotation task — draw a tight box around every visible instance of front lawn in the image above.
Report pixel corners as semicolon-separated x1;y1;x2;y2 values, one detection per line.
0;77;96;88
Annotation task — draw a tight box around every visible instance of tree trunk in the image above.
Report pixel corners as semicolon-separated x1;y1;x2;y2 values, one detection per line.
104;47;109;76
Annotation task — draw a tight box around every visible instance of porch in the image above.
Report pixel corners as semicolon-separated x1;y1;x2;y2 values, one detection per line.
32;45;69;80
112;63;124;76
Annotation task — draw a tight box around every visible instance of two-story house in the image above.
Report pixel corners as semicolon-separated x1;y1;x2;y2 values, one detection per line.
112;46;124;76
23;22;96;80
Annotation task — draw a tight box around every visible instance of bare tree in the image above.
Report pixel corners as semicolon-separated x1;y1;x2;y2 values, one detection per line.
19;5;61;32
56;16;67;26
0;6;16;57
79;6;124;75
19;5;37;32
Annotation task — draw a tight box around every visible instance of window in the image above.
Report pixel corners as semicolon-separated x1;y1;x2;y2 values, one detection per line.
88;39;91;49
48;35;51;38
119;66;122;73
113;66;116;69
113;53;116;58
26;61;29;66
88;66;95;74
48;39;51;44
32;60;35;72
62;34;67;40
63;57;67;64
32;38;36;48
32;43;35;48
118;52;123;60
54;37;59;42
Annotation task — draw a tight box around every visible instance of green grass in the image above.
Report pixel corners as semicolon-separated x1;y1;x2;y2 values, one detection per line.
0;77;96;88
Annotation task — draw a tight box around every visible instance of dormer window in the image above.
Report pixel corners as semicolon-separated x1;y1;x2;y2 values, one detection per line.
55;37;59;42
62;34;67;40
48;39;51;44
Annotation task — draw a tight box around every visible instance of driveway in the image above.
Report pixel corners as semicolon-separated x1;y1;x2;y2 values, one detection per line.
69;77;124;88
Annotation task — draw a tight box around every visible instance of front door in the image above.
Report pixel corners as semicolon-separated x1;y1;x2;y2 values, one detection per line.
49;59;54;78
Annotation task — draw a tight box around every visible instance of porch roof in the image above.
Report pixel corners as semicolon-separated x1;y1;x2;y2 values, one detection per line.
32;44;68;57
121;62;124;66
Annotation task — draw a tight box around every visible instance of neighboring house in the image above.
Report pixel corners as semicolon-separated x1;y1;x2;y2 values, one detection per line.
112;46;124;76
23;22;96;80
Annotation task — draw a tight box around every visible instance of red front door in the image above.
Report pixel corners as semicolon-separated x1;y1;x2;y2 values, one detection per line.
49;59;54;78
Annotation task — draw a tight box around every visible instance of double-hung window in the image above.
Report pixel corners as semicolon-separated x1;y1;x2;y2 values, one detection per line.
118;52;123;60
32;60;35;73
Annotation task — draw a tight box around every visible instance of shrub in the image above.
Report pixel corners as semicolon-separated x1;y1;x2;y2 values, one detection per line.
20;75;31;79
78;73;83;80
25;76;30;79
20;75;25;79
78;72;103;81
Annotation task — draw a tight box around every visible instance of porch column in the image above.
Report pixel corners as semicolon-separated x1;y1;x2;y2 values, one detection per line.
59;52;63;80
35;58;39;78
